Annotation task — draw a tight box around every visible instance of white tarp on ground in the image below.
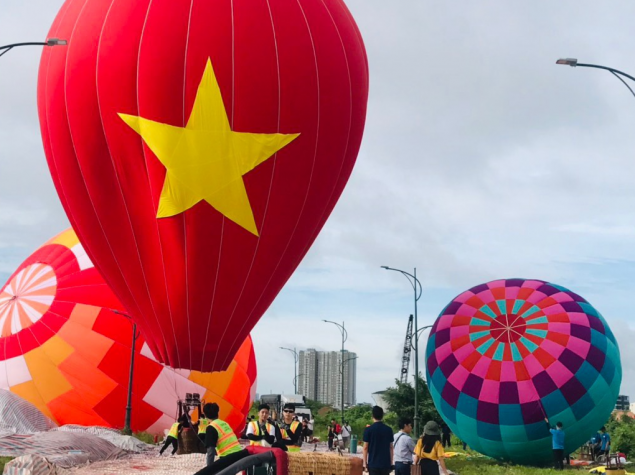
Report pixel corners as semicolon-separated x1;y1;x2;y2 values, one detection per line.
1;429;127;468
52;426;151;452
0;391;57;436
3;454;70;475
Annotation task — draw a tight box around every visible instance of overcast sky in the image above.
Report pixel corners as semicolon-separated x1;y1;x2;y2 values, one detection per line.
2;1;635;406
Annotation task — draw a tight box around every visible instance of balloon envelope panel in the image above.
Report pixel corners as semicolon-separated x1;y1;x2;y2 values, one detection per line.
426;279;621;464
0;229;256;435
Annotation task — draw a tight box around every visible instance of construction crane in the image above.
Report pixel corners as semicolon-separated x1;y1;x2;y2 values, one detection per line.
400;314;414;384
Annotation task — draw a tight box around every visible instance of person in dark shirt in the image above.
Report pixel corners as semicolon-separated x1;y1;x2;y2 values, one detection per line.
276;403;303;451
328;423;335;450
440;423;451;448
363;406;394;475
193;403;248;475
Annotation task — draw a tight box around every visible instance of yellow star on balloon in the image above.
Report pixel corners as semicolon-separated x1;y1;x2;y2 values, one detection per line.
119;59;300;236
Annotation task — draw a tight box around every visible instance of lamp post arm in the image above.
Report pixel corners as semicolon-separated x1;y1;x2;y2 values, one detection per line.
1;42;47;50
323;320;347;344
607;71;635;99
0;40;67;59
575;63;635;84
381;266;422;301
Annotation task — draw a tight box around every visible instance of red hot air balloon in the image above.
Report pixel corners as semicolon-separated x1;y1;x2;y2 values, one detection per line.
38;0;368;371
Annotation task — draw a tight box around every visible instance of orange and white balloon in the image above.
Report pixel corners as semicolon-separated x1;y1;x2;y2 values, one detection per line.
0;229;256;434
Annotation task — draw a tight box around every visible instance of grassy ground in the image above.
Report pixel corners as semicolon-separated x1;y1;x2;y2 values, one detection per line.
132;431;157;445
445;456;587;475
0;457;14;472
442;439;589;475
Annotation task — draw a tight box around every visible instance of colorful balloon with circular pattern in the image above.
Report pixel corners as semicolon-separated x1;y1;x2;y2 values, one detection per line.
0;228;257;435
426;278;621;464
38;0;369;373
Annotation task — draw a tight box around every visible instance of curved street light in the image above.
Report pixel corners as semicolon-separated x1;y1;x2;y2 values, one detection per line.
556;58;635;99
109;309;140;435
280;347;299;394
381;266;423;436
0;38;67;59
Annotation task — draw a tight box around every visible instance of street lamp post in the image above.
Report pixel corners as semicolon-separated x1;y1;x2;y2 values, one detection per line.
340;355;359;419
556;58;635;99
323;320;348;425
0;38;67;59
293;373;306;392
280;347;299;394
381;266;423;436
110;309;139;435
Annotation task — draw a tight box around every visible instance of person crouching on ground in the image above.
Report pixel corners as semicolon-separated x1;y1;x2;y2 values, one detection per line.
545;418;565;470
246;403;276;447
413;421;448;475
193;403;248;475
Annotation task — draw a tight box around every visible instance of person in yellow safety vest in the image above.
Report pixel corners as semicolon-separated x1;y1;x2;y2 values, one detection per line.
276;403;303;452
246;404;276;447
158;416;184;456
197;410;211;445
192;402;250;475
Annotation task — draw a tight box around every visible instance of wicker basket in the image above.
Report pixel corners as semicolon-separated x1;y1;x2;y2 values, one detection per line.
178;427;205;454
287;452;363;475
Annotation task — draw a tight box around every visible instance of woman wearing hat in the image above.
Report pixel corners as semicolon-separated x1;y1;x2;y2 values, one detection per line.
413;421;448;475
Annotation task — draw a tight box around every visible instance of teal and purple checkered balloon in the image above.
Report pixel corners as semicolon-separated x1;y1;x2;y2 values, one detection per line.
426;279;621;464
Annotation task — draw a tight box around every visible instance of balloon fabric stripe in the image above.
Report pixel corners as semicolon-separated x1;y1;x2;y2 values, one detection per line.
210;0;284;371
94;0;172;367
134;0;182;368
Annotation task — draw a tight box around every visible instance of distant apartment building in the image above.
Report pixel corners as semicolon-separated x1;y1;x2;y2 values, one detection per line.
616;394;630;411
298;348;357;407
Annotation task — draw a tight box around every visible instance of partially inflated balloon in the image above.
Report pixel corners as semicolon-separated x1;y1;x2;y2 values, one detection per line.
426;279;621;464
38;0;368;371
0;229;256;435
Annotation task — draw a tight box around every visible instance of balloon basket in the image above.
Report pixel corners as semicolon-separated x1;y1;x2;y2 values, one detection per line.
178;428;205;455
287;452;362;475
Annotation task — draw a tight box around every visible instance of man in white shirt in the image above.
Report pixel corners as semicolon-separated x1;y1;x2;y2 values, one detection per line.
393;417;415;475
342;421;352;451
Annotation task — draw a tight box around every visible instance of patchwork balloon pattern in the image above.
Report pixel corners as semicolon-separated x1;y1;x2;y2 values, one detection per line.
426;279;621;464
0;229;257;435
